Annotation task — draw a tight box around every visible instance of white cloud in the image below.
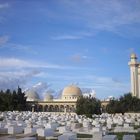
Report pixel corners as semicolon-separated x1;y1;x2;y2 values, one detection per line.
0;3;9;9
0;58;29;67
44;73;130;98
0;35;9;46
0;35;37;54
0;57;90;91
0;70;40;90
70;53;94;63
49;0;140;37
0;57;77;70
82;75;130;98
26;82;52;99
0;40;38;54
126;48;135;54
101;47;111;54
51;35;82;40
71;54;83;63
51;32;93;40
0;57;87;90
0;3;10;23
32;82;49;92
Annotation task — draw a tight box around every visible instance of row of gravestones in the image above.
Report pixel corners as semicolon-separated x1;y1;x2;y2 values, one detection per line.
0;111;139;140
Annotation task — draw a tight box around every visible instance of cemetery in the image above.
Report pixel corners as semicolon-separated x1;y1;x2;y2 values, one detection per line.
1;0;140;139
0;54;140;140
0;111;140;140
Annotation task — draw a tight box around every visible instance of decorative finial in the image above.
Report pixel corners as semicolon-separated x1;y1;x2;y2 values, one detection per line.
131;53;137;59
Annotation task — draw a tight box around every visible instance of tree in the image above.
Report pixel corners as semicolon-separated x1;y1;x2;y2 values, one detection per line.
76;95;101;118
0;87;27;111
106;93;140;114
16;87;27;111
0;90;5;111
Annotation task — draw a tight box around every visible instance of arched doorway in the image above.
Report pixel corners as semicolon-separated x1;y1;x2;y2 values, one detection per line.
48;105;54;112
38;105;43;112
60;105;64;112
54;105;59;112
66;105;70;112
71;105;75;112
44;105;49;112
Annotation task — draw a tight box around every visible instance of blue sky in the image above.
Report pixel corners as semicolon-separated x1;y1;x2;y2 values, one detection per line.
0;0;140;99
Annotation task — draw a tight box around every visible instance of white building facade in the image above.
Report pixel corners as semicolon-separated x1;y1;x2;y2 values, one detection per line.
129;53;140;98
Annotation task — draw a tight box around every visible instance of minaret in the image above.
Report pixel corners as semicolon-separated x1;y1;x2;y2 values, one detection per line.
138;65;140;98
128;53;139;97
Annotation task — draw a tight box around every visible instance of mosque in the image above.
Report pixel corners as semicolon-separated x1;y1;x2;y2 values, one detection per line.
129;53;140;98
25;84;108;112
26;85;84;112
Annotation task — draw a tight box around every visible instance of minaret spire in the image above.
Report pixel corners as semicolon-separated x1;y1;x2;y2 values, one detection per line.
128;53;139;97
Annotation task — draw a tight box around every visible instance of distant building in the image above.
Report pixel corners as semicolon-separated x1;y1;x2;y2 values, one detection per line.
128;53;140;98
103;96;114;102
83;89;96;98
26;84;110;112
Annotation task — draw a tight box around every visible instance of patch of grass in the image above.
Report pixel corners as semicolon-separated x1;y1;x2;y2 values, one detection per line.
136;132;140;140
0;134;9;137
78;123;83;127
103;122;107;126
112;124;117;127
77;133;92;138
38;136;46;140
0;117;4;121
109;132;131;140
38;136;57;140
134;125;140;129
109;132;140;140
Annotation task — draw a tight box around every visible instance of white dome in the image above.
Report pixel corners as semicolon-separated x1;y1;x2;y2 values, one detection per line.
25;90;40;101
44;93;53;101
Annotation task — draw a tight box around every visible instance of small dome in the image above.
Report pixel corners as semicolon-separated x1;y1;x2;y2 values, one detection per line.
44;94;53;101
131;53;137;59
25;90;40;101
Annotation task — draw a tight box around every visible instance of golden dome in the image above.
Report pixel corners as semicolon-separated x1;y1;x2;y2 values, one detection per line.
62;85;82;97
